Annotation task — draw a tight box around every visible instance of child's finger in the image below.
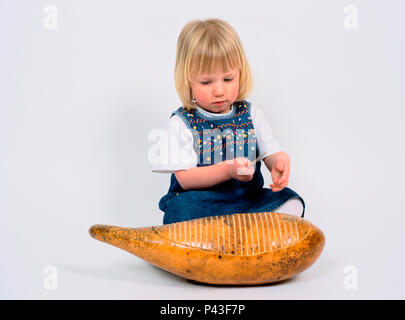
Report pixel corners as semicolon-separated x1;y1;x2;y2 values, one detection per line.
237;166;254;176
277;168;289;185
271;179;286;190
277;177;288;186
275;175;284;184
276;161;284;171
271;170;282;181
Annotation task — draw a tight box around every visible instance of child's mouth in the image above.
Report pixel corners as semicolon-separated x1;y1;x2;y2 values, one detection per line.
213;100;226;105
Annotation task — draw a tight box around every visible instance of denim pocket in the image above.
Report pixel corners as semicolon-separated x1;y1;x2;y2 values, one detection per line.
159;192;177;212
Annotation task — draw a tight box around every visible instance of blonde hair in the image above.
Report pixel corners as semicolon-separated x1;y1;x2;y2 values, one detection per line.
174;18;253;112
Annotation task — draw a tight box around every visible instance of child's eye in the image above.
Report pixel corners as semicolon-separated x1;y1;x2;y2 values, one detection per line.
200;79;233;85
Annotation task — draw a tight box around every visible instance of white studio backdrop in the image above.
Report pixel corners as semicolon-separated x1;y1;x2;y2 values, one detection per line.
1;0;404;299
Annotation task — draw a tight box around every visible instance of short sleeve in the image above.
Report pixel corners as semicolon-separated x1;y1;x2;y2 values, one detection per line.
150;115;198;173
250;105;283;159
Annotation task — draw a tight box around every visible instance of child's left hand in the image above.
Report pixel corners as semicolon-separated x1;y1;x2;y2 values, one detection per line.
270;156;290;192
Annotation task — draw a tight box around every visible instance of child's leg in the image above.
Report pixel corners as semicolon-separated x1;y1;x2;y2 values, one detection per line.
273;198;304;217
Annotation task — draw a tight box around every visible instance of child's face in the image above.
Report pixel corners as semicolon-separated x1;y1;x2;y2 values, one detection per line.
190;67;240;114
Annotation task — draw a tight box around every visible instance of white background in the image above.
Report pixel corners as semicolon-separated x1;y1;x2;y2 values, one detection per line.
1;0;404;299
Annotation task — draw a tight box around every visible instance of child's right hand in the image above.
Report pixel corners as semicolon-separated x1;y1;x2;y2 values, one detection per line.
225;157;255;182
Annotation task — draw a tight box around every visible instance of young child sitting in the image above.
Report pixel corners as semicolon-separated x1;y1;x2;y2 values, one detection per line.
153;18;305;224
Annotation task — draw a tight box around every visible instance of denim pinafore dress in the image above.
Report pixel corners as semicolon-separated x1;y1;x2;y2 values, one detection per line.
159;100;305;224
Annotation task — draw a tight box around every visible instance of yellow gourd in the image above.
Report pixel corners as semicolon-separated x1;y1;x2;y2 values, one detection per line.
89;212;325;285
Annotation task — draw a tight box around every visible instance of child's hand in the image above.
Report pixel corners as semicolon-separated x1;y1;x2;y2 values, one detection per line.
225;157;255;182
270;156;290;192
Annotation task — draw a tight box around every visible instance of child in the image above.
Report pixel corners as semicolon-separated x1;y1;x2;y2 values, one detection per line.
153;18;305;224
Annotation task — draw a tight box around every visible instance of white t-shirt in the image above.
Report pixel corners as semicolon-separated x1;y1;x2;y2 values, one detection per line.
151;104;282;173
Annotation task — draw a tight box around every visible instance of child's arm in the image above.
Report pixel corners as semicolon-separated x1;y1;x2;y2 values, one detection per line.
175;162;230;190
263;151;291;192
175;158;254;191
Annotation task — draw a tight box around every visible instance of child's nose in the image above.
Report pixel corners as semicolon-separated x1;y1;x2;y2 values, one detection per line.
213;83;225;96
